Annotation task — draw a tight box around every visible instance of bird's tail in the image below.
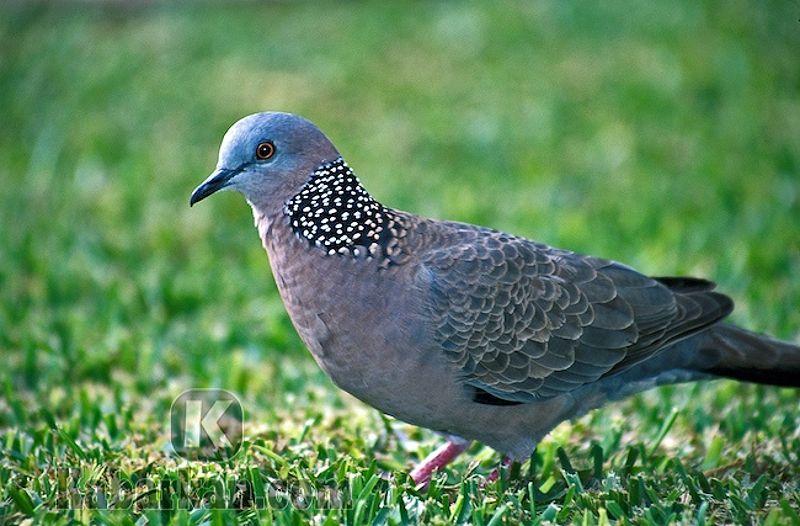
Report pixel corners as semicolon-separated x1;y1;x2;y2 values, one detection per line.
694;324;800;387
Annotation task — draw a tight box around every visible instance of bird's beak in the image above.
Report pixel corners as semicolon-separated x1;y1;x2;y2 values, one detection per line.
189;167;242;206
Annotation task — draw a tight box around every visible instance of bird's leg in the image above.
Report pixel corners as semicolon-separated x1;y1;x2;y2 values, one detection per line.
484;456;513;484
409;438;470;487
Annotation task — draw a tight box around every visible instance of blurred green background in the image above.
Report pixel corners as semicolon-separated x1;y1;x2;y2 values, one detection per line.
1;2;798;524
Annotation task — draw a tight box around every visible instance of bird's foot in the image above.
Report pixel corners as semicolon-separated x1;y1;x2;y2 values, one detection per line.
483;456;513;486
409;438;470;488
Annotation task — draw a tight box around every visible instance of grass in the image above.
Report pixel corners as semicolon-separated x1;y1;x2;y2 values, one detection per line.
1;1;799;524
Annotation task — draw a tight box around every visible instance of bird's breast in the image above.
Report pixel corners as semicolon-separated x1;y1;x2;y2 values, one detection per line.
258;212;432;396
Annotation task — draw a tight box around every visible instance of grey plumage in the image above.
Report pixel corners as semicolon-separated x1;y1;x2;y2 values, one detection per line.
191;112;800;481
422;227;733;402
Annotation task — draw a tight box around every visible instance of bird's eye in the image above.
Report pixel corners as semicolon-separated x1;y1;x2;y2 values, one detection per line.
255;141;275;160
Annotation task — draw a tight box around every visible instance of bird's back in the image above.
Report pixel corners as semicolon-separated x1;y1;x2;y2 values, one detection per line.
411;217;734;403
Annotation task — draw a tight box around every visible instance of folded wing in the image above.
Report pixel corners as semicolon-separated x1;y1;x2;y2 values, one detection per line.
421;224;733;402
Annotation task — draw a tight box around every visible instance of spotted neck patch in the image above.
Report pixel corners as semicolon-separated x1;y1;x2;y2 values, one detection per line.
285;158;408;262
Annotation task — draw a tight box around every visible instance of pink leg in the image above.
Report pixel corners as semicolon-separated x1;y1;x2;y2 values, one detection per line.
410;439;470;487
484;456;513;484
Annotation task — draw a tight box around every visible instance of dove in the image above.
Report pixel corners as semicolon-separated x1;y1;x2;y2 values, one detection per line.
190;112;800;485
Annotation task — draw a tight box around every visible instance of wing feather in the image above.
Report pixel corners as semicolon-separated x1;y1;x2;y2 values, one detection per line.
422;222;733;402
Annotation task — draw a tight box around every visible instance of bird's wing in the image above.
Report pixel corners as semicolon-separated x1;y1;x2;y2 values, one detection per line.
419;223;733;402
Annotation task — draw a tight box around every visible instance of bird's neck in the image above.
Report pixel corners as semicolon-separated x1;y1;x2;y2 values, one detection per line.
281;157;411;262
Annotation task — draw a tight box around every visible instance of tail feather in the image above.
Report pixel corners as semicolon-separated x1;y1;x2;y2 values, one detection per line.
698;324;800;388
654;276;718;293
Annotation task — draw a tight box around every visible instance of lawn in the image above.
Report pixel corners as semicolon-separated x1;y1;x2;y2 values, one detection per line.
1;1;799;524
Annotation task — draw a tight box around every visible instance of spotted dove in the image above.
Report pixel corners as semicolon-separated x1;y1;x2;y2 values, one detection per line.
190;112;800;486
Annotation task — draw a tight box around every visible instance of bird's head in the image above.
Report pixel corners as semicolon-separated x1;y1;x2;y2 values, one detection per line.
190;112;340;212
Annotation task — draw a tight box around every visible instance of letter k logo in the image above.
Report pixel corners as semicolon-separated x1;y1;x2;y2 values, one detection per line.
171;389;243;460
